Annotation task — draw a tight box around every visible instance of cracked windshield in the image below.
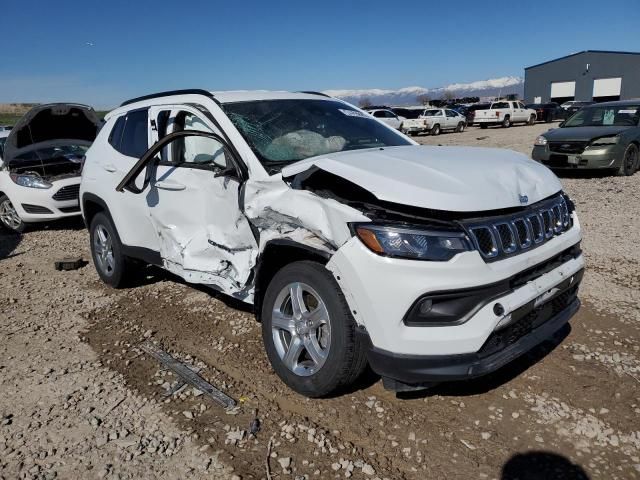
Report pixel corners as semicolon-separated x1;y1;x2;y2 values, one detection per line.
222;99;411;173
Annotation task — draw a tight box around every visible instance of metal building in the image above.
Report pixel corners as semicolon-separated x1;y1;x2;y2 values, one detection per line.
524;50;640;104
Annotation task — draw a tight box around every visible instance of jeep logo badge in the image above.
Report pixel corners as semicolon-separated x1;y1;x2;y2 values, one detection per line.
519;194;529;205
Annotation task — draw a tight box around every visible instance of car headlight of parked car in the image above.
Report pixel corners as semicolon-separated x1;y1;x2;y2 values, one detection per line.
589;135;620;147
353;223;472;261
9;173;53;189
534;136;548;146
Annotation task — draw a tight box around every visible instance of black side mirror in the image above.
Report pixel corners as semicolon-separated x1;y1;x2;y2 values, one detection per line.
214;165;237;178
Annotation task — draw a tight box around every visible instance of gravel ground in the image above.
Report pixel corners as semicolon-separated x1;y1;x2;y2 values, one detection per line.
1;121;639;480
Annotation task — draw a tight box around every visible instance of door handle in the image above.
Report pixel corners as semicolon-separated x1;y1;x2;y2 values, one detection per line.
155;181;186;191
103;164;117;173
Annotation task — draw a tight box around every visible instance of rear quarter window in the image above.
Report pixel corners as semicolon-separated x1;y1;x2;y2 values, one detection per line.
109;109;149;158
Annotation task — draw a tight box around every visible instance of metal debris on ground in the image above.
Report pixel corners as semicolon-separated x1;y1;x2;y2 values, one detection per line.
141;341;236;409
476;136;489;140
54;257;86;271
249;415;261;436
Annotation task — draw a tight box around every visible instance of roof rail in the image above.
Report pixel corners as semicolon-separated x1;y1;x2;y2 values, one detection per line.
297;91;331;98
120;89;215;107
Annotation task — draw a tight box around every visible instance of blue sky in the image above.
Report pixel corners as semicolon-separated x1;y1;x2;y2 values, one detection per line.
2;0;639;108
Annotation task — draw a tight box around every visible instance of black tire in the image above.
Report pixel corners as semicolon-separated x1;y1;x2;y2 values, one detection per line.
528;114;536;125
502;116;511;128
431;124;441;136
89;212;133;288
261;261;368;397
0;194;25;233
545;112;553;123
456;122;465;133
617;144;639;176
480;124;488;129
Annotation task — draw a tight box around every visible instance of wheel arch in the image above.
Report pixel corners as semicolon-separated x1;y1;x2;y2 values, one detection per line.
82;192;112;229
253;240;331;321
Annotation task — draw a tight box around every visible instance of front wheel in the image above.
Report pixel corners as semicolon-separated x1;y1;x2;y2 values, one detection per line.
261;261;367;397
0;194;25;232
456;122;465;133
618;144;639;176
528;114;536;125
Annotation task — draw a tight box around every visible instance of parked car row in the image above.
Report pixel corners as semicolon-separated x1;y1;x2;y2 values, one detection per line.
0;91;586;401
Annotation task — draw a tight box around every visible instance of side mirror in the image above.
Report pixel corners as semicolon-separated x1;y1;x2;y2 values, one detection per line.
214;164;237;178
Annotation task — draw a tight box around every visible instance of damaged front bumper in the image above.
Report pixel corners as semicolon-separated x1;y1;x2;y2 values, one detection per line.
326;217;584;386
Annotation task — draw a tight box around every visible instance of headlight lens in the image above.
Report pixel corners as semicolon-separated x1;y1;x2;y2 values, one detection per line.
534;136;548;146
590;135;620;147
354;224;472;261
9;173;52;189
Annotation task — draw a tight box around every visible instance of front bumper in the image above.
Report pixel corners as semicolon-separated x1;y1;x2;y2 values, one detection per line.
362;282;580;385
11;177;81;222
326;216;583;359
532;144;623;169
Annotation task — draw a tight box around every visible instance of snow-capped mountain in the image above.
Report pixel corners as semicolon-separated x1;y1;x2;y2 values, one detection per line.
323;76;523;105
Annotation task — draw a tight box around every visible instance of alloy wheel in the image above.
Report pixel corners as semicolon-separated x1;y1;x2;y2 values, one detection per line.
271;282;331;377
0;199;22;230
93;224;115;276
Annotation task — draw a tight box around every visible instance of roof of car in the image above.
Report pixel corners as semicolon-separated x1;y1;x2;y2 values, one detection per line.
583;99;640;108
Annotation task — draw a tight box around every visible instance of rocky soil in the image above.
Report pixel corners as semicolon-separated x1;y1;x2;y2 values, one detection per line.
1;121;639;479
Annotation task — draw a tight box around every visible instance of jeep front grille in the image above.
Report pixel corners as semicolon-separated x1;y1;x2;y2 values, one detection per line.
463;195;572;262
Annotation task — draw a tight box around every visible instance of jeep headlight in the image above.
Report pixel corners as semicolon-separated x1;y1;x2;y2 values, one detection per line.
10;173;52;189
590;135;620;147
353;224;472;261
534;136;548;146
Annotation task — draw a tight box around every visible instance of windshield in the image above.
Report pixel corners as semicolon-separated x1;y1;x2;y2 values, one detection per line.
223;99;411;173
563;105;640;127
422;109;441;117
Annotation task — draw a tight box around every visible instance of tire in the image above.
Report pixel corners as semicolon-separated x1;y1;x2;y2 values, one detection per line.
0;194;25;233
431;124;441;136
617;144;639;176
528;114;536;125
261;261;368;397
89;212;133;288
456;122;465;133
545;112;553;123
502;116;511;128
480;124;488;129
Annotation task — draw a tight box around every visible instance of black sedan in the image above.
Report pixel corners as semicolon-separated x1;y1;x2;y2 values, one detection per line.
526;103;564;122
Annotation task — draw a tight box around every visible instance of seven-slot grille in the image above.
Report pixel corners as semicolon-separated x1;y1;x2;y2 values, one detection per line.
463;195;572;262
52;184;80;201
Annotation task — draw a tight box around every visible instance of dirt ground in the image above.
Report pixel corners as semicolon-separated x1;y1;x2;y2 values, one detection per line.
1;120;639;480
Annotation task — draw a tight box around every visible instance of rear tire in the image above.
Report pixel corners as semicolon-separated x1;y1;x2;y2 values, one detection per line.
89;212;133;288
617;144;639;176
502;116;511;128
261;261;368;397
0;194;25;233
431;124;441;136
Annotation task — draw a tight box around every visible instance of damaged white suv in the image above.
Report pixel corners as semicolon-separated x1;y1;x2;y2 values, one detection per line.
81;90;584;397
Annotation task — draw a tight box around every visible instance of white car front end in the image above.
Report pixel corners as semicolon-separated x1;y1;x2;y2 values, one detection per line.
1;174;81;221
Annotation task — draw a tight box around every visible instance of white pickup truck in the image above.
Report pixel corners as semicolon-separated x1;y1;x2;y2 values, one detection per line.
475;101;537;129
401;108;466;136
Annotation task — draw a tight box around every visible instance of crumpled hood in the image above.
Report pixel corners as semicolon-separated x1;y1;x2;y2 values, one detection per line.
543;125;632;141
282;145;561;212
3;103;101;163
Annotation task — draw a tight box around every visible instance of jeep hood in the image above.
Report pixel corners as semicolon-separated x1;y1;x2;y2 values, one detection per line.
281;145;561;212
3;103;101;163
543;125;633;141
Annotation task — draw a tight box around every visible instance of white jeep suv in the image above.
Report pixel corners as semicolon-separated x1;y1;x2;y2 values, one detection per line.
0;104;100;231
80;90;584;397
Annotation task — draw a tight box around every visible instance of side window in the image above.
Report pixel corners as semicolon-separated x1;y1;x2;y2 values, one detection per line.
167;111;228;169
373;111;385;118
446;110;456;117
111;109;149;158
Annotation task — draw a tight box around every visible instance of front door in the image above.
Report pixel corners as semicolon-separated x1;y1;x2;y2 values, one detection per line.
140;119;258;297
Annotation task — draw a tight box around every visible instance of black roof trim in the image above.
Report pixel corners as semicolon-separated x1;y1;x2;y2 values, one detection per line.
120;89;215;107
297;91;332;98
525;50;640;70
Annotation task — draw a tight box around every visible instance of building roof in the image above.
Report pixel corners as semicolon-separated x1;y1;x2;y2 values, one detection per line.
525;50;640;70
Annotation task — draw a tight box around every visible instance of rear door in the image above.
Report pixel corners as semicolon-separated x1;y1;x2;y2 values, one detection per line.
445;109;459;129
143;108;257;294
